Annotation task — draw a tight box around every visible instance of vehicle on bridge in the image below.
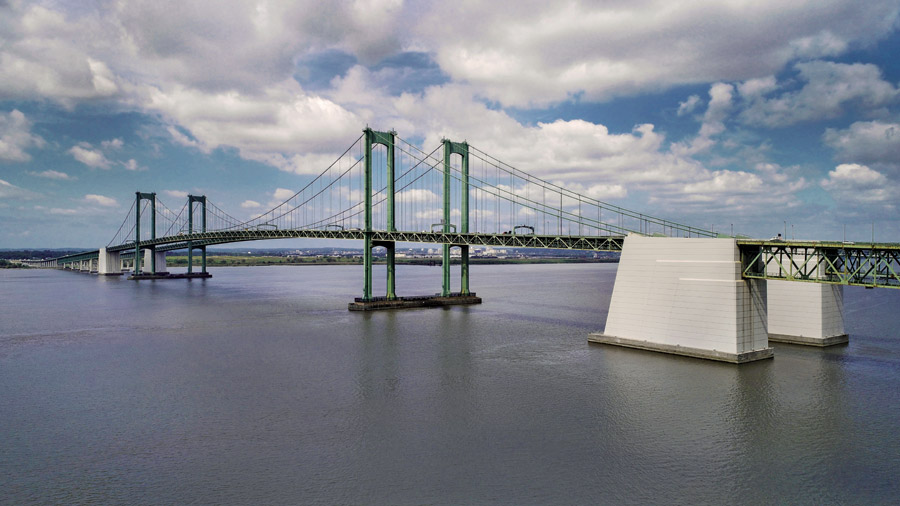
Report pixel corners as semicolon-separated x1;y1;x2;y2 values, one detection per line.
502;225;535;235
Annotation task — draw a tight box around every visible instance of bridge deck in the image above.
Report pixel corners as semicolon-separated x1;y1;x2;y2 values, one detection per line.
52;235;900;289
55;230;627;263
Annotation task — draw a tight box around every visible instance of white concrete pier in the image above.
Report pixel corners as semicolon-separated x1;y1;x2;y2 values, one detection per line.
97;248;123;275
589;236;773;363
140;250;167;274
767;281;847;346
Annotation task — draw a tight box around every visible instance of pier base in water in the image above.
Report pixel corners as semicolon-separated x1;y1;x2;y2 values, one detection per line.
588;333;774;364
348;293;482;311
128;272;212;280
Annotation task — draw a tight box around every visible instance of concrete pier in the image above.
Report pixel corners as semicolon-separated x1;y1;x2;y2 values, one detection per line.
589;236;772;364
767;281;847;346
141;250;168;275
97;248;124;276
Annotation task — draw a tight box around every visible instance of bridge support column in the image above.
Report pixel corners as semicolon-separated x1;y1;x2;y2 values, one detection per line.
140;249;167;274
97;248;123;275
442;244;451;296
385;242;396;300
362;234;373;301
767;281;847;346
187;246;207;274
590;236;773;363
154;251;167;274
460;245;470;295
373;240;397;300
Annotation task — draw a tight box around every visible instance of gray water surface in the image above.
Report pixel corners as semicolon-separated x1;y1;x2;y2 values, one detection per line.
1;264;899;505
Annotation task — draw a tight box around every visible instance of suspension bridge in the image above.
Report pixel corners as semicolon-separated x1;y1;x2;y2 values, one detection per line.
27;128;900;363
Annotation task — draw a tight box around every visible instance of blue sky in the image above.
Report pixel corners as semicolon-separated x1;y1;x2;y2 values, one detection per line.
1;0;899;248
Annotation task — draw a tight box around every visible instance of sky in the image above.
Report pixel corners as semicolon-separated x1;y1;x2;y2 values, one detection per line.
1;0;899;248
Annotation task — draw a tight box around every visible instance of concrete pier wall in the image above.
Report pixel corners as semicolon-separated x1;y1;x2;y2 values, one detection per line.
768;281;846;346
590;236;772;363
97;248;123;275
141;250;167;274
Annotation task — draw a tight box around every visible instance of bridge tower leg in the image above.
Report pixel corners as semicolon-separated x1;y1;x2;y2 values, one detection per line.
134;192;141;275
460;141;469;295
442;139;470;296
188;196;193;274
150;193;156;274
442;140;451;296
590;236;773;363
363;129;374;301
201;196;207;274
382;130;397;299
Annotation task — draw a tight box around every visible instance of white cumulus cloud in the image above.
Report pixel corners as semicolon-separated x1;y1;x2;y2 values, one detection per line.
677;95;701;116
147;81;361;174
84;194;119;207
739;61;899;127
0;110;45;162
101;138;124;150
0;178;39;200
69;144;111;169
820;163;894;204
28;169;74;180
272;188;296;202
122;159;146;171
823;121;900;167
164;190;188;199
419;0;900;107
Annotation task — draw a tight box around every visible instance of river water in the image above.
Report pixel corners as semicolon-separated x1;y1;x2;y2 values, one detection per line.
1;264;899;505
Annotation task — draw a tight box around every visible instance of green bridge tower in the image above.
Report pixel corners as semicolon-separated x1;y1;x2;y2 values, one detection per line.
359;129;473;302
187;194;207;275
134;192;156;275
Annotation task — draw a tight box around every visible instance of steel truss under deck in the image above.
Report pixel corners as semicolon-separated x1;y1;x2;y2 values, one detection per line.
56;229;625;263
738;240;900;289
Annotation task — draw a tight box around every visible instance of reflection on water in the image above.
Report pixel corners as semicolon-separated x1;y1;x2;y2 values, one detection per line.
1;265;898;504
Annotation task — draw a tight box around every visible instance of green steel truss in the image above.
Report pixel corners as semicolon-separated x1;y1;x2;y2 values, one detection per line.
55;230;625;266
738;240;900;289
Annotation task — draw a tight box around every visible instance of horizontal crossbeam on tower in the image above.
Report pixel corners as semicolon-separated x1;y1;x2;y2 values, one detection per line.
738;240;900;289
